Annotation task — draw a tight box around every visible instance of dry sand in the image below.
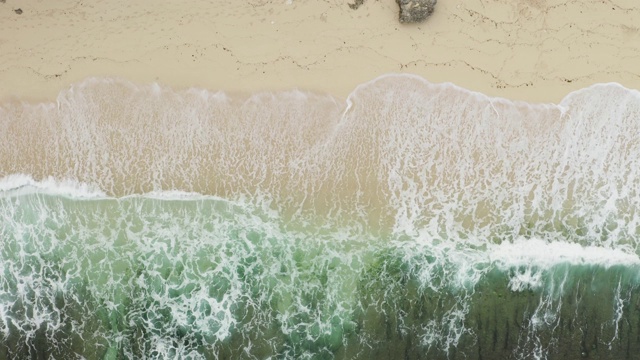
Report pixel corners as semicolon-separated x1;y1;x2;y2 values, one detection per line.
1;0;639;103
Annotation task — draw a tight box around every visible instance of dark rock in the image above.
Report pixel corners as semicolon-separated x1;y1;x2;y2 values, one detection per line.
14;8;23;15
396;0;436;23
348;0;365;10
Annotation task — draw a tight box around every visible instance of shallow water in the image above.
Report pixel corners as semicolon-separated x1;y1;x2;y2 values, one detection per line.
1;74;640;359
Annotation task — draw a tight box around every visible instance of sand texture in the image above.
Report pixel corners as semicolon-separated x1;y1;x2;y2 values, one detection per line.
1;0;639;102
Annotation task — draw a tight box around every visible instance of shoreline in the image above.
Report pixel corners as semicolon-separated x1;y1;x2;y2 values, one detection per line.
2;0;640;104
2;73;639;109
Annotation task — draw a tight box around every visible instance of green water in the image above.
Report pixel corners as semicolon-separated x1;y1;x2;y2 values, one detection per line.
1;193;639;360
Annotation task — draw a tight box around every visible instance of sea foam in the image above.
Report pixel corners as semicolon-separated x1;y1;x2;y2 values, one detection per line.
0;174;106;198
2;75;640;359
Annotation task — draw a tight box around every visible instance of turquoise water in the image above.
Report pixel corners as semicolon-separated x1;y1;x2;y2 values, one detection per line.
2;75;640;359
1;191;639;359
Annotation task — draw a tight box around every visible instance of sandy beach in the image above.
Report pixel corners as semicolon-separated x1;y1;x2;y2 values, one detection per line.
1;0;639;103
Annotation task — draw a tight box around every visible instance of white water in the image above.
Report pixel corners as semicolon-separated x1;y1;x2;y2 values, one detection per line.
2;74;640;359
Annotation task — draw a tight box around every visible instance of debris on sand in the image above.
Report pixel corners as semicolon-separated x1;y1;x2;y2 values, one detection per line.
396;0;436;23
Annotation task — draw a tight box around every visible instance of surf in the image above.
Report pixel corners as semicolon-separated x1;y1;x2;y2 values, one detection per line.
1;74;640;359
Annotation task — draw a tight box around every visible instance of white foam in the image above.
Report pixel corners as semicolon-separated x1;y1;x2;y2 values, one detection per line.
0;174;272;218
141;190;208;200
489;237;640;269
0;174;106;198
3;74;640;250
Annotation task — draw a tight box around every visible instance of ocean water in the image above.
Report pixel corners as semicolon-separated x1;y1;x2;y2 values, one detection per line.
1;74;640;359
